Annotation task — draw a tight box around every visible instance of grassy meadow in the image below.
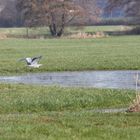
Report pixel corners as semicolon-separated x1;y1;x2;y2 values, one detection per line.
0;35;140;75
0;84;139;140
0;26;140;139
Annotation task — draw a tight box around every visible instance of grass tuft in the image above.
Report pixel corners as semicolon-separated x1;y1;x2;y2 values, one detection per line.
128;72;140;112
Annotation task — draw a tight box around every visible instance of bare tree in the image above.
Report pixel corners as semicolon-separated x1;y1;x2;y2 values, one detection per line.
17;0;100;37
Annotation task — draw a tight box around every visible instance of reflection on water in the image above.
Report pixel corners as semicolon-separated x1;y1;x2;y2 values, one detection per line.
0;70;139;89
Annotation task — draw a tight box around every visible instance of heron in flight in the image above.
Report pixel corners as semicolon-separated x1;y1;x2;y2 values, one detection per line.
19;56;42;68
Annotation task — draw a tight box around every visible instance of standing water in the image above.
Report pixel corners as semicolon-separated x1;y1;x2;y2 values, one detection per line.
0;70;139;89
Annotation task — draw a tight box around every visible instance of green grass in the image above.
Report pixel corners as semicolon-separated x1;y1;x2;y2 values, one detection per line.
1;112;140;140
0;84;140;140
0;26;129;36
0;26;138;75
0;27;50;36
0;35;140;75
0;26;140;139
0;84;134;113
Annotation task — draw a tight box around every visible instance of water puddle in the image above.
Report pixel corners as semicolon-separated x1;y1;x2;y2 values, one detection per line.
0;70;139;89
70;108;128;115
90;108;128;113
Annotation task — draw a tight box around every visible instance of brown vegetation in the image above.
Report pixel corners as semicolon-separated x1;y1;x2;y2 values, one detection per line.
128;95;140;112
127;73;140;112
0;33;7;39
67;32;108;39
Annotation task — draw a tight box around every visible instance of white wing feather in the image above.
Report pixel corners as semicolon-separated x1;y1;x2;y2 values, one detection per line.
26;58;32;64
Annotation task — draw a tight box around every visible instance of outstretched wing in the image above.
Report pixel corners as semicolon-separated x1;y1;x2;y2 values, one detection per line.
31;56;42;65
26;58;32;65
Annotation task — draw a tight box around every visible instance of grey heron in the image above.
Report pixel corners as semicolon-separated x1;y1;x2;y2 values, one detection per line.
19;56;42;68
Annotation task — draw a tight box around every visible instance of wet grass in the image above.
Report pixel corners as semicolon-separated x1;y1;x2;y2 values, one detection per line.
0;84;140;140
0;35;140;75
0;84;139;139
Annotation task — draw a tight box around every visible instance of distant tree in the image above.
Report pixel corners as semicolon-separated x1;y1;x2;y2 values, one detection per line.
106;0;140;24
17;0;100;37
0;0;18;27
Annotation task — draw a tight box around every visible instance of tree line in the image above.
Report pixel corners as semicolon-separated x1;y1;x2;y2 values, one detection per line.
0;0;140;36
106;0;140;24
